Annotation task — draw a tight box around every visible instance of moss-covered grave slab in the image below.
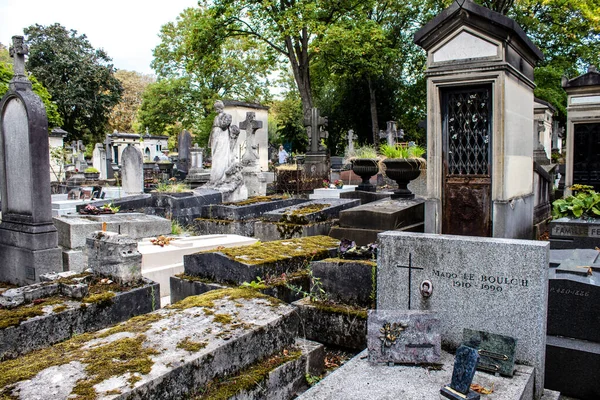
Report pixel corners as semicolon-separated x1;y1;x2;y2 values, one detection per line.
293;297;367;350
0;288;298;399
183;236;340;285
261;199;360;223
201;196;307;221
311;258;376;308
170;270;310;305
0;275;159;360
254;219;336;241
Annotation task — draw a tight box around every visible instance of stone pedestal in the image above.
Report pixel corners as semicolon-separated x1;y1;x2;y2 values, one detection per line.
86;231;142;284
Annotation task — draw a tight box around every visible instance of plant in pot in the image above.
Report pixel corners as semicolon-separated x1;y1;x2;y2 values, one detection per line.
83;167;100;180
380;144;426;199
346;144;380;192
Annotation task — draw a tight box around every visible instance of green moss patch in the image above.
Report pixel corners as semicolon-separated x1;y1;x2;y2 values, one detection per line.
177;337;208;353
222;195;286;206
81;291;115;306
175;273;217;284
288;203;329;216
192;347;302;400
209;236;339;265
212;313;233;325
310;300;368;319
322;257;376;266
0;297;65;330
72;335;158;397
169;288;282;310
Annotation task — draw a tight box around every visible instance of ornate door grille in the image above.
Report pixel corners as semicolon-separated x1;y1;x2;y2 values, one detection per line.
446;88;491;175
442;85;492;237
573;123;600;191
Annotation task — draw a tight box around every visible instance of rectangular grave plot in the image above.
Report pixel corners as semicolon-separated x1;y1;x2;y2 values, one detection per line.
262;199;360;223
202;198;307;220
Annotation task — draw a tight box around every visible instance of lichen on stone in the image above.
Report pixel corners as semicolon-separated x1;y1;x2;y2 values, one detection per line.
222;195;286;206
81;291;115;306
321;257;377;266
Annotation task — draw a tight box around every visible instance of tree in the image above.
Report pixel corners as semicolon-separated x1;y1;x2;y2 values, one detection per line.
191;0;370;123
24;24;122;142
108;70;155;133
0;45;63;128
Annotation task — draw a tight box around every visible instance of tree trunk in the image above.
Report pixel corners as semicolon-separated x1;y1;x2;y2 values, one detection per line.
285;34;313;126
368;76;379;147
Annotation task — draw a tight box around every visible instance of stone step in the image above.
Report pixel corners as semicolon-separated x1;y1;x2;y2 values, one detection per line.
293;298;367;350
0;288;298;399
298;349;536;400
191;338;324;399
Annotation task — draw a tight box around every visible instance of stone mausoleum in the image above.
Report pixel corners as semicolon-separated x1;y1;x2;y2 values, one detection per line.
415;0;543;239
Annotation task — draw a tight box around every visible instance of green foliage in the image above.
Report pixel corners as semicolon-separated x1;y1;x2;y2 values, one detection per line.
269;94;307;152
0;52;63;128
241;277;267;290
346;144;379;160
380;144;425;159
24;23;123;142
552;188;600;219
84;167;99;173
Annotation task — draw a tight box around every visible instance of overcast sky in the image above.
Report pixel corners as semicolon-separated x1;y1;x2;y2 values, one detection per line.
0;0;199;74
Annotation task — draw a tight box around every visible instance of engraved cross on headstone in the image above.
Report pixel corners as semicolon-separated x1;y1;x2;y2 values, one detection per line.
395;253;423;310
304;107;328;153
240;111;262;163
9;36;31;89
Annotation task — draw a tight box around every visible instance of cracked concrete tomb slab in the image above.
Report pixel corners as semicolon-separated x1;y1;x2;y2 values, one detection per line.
0;288;298;400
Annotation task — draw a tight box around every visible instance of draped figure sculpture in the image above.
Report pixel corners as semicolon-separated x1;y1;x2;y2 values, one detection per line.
209;100;235;183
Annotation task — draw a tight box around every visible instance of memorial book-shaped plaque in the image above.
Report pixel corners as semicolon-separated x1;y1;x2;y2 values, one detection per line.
463;328;517;377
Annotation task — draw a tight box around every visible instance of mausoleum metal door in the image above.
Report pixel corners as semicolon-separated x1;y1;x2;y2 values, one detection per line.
573;123;600;191
442;85;492;236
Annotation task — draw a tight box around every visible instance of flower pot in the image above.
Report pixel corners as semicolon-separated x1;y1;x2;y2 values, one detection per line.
382;159;422;199
351;158;379;192
84;172;100;180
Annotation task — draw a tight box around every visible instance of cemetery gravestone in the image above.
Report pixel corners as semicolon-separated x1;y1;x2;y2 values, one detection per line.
92;143;107;179
177;129;192;174
104;134;115;179
240;112;267;196
0;36;61;284
121;144;143;195
378;231;549;399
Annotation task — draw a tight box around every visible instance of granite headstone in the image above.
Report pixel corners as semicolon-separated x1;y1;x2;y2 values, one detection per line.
377;232;549;399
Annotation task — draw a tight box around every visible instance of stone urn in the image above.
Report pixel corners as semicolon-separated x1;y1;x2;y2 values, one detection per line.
382;159;422;199
84;172;100;180
351;158;379;192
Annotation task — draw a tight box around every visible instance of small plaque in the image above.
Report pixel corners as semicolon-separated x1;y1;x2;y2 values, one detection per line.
440;345;481;400
367;310;441;364
462;328;517;377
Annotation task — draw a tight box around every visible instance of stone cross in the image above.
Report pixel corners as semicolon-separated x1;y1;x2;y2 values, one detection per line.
395;253;423;310
9;36;29;87
348;129;355;153
240;112;262;165
304;107;328;153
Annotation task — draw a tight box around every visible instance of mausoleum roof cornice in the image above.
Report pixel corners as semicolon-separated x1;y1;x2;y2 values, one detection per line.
414;0;543;62
562;69;600;89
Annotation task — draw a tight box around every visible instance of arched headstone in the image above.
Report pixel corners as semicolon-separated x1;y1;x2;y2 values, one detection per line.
121;144;143;195
0;36;61;284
